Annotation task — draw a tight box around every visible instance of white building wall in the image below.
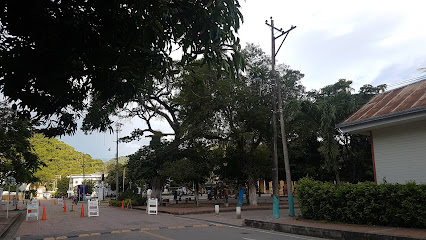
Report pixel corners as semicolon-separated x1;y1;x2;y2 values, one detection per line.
374;121;426;184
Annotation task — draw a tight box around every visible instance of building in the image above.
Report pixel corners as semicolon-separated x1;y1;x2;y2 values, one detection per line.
258;179;295;195
338;79;426;184
66;172;111;198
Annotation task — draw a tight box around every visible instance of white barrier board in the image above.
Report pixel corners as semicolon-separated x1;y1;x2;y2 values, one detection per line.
26;202;39;221
88;199;99;217
147;198;158;215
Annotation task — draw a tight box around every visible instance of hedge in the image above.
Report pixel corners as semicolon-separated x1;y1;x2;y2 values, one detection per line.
296;177;426;228
109;192;146;207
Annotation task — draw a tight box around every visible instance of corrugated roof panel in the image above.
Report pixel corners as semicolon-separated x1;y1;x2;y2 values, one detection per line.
414;94;426;108
367;89;400;118
393;89;423;112
342;79;426;124
377;87;413;115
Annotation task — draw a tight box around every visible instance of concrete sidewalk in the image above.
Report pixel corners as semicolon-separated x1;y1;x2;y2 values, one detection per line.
147;203;426;240
1;199;426;240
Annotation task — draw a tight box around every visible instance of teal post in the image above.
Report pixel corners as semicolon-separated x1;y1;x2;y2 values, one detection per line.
288;194;294;216
273;195;279;218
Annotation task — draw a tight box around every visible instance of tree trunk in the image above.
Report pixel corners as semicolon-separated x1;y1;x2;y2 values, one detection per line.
194;182;200;207
334;165;340;184
151;176;162;202
248;176;258;206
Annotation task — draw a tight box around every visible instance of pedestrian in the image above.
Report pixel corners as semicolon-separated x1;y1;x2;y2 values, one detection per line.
207;189;212;200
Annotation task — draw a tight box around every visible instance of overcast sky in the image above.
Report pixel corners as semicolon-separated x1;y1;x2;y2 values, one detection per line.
59;0;426;160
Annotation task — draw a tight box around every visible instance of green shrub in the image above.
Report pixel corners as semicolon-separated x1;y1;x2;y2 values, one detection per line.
296;177;426;228
112;191;147;206
109;200;122;207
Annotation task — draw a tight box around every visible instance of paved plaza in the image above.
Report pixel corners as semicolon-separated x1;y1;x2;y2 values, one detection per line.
1;198;426;240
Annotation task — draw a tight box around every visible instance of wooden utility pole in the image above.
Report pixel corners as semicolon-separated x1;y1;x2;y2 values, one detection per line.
115;123;122;195
266;17;296;217
270;18;280;219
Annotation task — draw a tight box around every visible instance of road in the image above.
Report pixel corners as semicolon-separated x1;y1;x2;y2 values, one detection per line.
12;199;326;240
79;223;325;240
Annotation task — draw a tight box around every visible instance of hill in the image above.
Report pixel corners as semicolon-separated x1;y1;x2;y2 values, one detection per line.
30;134;105;188
105;156;129;166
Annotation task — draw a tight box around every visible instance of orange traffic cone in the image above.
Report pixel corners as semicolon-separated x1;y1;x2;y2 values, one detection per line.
63;201;67;212
39;201;41;207
41;205;47;220
80;203;85;217
121;200;124;210
54;199;56;205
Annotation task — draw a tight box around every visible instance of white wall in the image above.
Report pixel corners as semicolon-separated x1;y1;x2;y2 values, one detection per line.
374;120;426;184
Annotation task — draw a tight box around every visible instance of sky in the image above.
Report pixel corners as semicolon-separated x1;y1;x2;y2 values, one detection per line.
59;0;426;160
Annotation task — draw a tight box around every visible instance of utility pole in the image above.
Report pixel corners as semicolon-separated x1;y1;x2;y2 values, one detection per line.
123;167;125;192
265;17;296;217
82;153;85;201
115;122;122;196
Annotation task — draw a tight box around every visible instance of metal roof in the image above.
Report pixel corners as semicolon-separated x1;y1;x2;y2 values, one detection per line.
339;78;426;128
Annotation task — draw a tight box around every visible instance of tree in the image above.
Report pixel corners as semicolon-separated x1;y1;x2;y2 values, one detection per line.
0;100;42;183
56;177;69;197
82;179;96;194
1;0;244;136
161;143;214;206
311;79;386;183
126;133;175;200
227;44;303;205
123;61;231;200
105;162;129;193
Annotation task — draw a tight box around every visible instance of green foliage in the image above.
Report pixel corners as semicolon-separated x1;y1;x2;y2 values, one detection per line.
108;200;122;207
110;191;146;206
30;134;105;186
1;0;244;136
104;156;129;167
82;179;96;193
303;79;380;183
0;100;42;183
296;178;426;228
56;177;69;197
105;162;130;192
161;143;213;186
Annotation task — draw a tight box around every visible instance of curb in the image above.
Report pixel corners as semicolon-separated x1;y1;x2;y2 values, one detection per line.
244;219;422;240
0;212;23;240
133;205;295;215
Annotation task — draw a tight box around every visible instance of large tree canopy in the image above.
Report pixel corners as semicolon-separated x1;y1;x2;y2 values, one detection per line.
0;100;42;183
0;0;244;136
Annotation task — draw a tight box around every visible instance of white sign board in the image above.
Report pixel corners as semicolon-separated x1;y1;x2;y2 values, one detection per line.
19;184;26;192
147;198;158;215
26;202;39;221
88;199;99;217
